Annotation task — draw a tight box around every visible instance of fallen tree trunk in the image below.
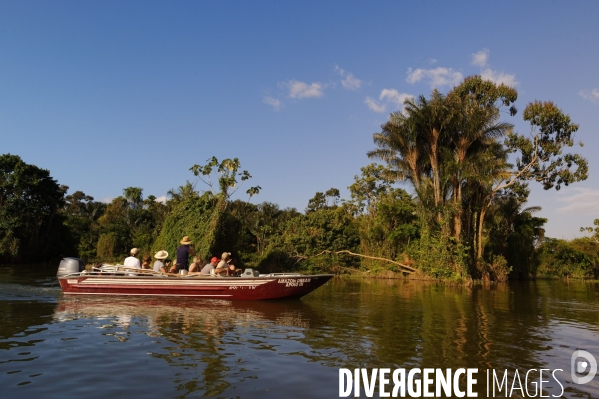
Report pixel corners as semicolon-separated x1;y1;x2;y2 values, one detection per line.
295;250;416;273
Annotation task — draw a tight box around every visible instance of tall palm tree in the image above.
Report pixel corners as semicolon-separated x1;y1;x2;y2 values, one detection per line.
369;90;454;225
445;76;517;240
446;105;513;240
403;90;454;210
368;111;422;192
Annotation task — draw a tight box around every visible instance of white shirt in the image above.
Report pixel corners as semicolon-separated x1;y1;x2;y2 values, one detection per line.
124;256;141;269
153;260;164;272
201;263;216;275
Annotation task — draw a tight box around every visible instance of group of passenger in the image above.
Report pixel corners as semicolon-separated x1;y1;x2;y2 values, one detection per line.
188;251;238;276
123;235;240;276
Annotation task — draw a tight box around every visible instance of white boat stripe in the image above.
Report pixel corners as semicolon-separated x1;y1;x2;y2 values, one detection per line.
62;292;233;297
76;279;273;286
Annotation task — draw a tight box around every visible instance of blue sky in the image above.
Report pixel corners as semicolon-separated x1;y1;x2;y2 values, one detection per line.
1;1;598;239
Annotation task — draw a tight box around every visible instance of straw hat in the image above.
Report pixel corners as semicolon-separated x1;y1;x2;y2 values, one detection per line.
221;252;231;260
154;250;168;260
180;236;192;245
130;248;140;255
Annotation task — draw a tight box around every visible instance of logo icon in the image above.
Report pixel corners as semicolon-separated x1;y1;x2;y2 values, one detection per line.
571;350;597;384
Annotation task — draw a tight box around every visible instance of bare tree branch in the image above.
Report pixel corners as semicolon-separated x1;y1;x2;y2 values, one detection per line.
295;250;416;273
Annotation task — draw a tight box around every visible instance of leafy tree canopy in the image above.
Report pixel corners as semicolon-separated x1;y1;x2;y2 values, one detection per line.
0;154;69;262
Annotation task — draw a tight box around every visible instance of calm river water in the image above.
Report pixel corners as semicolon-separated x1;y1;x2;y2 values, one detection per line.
1;264;599;398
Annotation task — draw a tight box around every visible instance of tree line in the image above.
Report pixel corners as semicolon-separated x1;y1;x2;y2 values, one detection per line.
1;76;597;280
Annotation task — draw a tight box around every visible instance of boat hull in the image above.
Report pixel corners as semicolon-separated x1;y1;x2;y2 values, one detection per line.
57;274;333;300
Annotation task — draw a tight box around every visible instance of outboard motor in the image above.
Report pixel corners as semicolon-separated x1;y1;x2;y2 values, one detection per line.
57;257;85;277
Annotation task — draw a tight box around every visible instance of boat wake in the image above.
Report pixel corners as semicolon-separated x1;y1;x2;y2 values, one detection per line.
0;282;61;302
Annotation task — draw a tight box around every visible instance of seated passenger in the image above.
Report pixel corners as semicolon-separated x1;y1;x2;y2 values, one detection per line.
200;257;211;270
201;257;219;275
163;260;172;273
228;259;241;276
189;256;203;273
168;259;178;274
153;250;169;273
215;252;231;275
141;254;152;269
124;248;141;269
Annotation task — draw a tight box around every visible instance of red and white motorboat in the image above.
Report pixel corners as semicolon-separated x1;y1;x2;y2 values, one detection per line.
57;258;333;300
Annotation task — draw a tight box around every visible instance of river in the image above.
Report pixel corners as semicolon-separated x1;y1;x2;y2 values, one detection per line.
1;264;598;398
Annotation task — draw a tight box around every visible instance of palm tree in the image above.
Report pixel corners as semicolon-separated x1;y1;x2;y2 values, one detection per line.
445;76;517;241
447;107;513;240
368;111;422;192
403;90;454;210
468;142;513;264
485;191;546;277
369;90;455;226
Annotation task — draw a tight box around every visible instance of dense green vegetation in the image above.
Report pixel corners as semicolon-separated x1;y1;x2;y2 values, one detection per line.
0;154;71;263
1;76;596;280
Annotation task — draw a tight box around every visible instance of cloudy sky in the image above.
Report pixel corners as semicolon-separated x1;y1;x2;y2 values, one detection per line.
1;1;598;239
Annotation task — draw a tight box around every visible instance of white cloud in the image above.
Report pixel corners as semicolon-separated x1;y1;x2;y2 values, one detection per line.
472;48;490;67
101;197;114;204
469;49;518;87
364;96;386;113
406;50;518;89
480;68;518;87
155;195;167;204
281;80;325;99
579;88;599;103
335;66;362;90
342;74;362;91
406;67;463;88
555;188;599;215
406;68;426;84
379;89;413;107
365;89;414;113
263;96;282;111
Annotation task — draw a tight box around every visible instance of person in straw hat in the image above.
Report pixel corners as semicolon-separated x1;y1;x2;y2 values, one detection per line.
174;235;196;273
124;248;141;269
153;250;169;273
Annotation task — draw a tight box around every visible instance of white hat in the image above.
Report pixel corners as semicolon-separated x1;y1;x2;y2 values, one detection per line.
130;248;140;255
221;252;231;260
154;250;168;260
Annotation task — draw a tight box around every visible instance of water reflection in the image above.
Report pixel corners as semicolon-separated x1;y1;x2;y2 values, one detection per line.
305;279;599;397
1;268;599;398
49;297;330;397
